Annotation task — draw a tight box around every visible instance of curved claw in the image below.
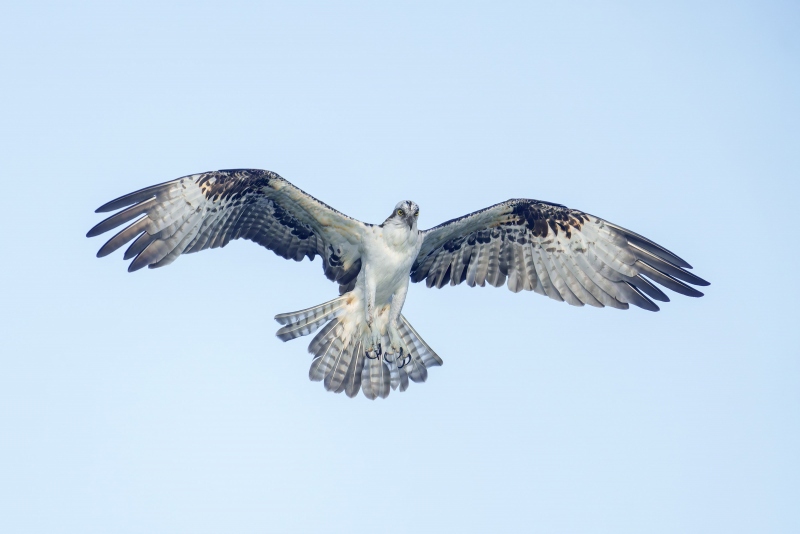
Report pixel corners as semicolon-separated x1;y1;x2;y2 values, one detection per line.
397;354;411;369
366;343;383;360
383;347;402;364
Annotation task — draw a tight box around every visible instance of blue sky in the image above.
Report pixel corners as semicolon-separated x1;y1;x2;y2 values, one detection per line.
1;1;798;532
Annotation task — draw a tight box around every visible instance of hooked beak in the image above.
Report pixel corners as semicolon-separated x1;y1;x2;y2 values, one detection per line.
405;215;415;229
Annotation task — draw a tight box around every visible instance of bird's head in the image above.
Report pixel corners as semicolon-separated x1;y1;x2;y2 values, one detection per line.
385;200;419;230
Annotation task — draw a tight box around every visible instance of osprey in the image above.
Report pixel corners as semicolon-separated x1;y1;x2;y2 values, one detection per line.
88;169;708;399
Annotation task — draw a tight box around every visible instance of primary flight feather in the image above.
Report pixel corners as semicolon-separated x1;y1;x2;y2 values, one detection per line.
88;168;708;399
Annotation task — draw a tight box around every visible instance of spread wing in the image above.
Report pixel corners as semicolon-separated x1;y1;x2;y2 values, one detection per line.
87;169;366;287
411;199;708;311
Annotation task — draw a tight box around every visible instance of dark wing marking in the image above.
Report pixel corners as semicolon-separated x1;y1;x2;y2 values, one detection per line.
88;169;365;287
411;199;709;311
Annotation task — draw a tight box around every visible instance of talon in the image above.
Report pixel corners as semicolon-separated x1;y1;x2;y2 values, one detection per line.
398;354;411;369
386;346;402;364
383;348;396;363
366;347;379;360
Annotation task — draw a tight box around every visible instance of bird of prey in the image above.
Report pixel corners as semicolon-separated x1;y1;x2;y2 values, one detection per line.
88;168;708;399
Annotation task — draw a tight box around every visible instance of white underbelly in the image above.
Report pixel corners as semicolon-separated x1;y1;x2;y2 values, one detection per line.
360;230;419;303
377;264;411;302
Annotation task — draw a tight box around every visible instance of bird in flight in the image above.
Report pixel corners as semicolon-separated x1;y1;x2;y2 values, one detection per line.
88;169;708;399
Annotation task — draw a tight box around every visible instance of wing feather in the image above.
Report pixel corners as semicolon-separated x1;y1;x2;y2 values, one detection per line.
506;244;525;293
485;234;506;288
88;169;367;286
572;253;629;309
551;251;597;306
542;251;583;306
96;216;148;258
472;240;491;287
628;243;709;286
532;246;563;301
636;261;704;298
87;198;157;237
412;199;707;312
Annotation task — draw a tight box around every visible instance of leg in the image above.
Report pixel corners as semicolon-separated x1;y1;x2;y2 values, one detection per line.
385;280;411;365
363;264;382;358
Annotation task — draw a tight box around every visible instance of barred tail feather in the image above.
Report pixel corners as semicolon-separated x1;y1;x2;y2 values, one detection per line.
344;348;365;398
274;291;442;399
363;357;390;400
323;342;354;393
398;316;443;369
274;295;348;341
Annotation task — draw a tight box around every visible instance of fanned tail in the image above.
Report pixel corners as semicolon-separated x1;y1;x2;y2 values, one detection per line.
274;291;442;399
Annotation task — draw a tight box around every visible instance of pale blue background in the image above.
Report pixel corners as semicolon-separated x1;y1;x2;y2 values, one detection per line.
1;1;798;532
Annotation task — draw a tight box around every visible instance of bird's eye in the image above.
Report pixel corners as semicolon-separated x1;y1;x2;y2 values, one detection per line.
415;210;419;217
397;209;405;216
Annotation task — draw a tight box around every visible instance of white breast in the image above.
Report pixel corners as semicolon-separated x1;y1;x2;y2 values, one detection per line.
361;224;421;303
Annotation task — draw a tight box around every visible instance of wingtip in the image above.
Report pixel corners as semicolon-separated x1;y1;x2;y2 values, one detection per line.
127;261;146;273
95;199;125;213
86;226;103;238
